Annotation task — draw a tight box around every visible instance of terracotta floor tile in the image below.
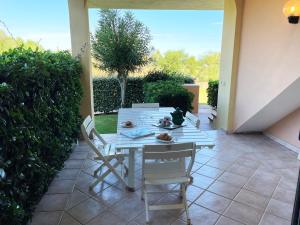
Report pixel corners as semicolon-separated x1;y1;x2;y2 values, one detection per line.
195;191;231;213
272;186;296;204
215;216;244;225
47;179;75;194
227;163;256;177
30;132;300;225
86;210;124;225
206;159;232;170
244;179;277;198
134;210;177;225
36;194;69;211
218;171;249;188
192;174;215;189
258;213;290;225
196;165;224;179
171;219;187;225
66;189;90;209
179;204;220;225
67;197;107;224
208;181;240;199
93;185;127;207
30;211;62;225
224;201;263;225
111;194;145;222
64;159;85;169
266;199;293;221
56;168;80;180
234;189;269;210
69;151;89;160
59;212;81;225
185;185;205;202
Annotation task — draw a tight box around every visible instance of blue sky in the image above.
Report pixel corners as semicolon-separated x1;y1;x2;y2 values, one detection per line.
0;0;224;57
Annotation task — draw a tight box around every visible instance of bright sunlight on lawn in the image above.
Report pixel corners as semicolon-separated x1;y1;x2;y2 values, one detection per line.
95;114;117;134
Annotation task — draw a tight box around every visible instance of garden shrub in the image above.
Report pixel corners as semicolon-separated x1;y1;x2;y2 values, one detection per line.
144;81;194;114
93;77;144;113
207;80;219;108
0;48;82;225
144;70;195;84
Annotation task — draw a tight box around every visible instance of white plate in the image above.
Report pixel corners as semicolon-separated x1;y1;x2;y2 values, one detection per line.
156;137;175;143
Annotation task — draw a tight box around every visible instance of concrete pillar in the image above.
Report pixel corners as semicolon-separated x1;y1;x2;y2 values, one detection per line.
216;0;244;132
68;0;94;119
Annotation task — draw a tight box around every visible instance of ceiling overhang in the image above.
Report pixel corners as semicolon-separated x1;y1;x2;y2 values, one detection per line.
86;0;224;10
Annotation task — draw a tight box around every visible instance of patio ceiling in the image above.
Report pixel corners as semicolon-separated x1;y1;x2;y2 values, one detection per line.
86;0;224;10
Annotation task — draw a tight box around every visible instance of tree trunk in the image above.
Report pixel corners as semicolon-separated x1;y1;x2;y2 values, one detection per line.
118;73;127;108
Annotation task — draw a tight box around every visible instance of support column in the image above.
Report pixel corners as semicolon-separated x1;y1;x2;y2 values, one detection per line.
68;0;94;118
216;0;244;132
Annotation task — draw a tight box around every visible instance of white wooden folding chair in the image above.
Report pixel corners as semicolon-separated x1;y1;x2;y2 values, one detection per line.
81;116;128;190
141;143;196;225
185;111;200;129
132;103;159;108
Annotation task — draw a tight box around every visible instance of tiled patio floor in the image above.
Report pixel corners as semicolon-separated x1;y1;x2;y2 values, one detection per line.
29;130;299;225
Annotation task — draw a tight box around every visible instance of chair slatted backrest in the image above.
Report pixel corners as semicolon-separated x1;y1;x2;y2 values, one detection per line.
185;111;200;129
132;103;159;108
81;115;107;158
142;142;196;175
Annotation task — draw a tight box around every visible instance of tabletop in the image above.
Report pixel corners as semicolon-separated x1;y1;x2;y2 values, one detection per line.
115;107;215;149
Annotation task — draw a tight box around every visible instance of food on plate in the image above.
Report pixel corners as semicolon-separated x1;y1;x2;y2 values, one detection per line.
123;121;133;127
157;133;172;141
159;117;171;127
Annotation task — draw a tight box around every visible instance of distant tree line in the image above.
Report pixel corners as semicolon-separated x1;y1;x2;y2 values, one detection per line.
152;50;220;82
0;29;42;53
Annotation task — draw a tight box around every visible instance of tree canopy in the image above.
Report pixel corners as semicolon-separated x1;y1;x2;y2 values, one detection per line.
92;9;152;107
152;50;220;82
92;10;151;75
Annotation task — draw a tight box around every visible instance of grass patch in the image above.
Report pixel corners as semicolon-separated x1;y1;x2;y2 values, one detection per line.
94;114;118;134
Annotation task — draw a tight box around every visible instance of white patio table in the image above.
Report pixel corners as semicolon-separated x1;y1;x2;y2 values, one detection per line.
115;107;215;191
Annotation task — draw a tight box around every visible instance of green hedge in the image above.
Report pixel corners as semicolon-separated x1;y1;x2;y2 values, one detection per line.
144;70;195;84
144;81;194;114
207;80;219;108
0;48;82;225
93;77;144;113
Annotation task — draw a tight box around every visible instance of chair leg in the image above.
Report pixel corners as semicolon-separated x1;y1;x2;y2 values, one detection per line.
106;160;128;187
89;160;122;190
94;163;104;177
182;184;191;225
144;186;150;224
141;182;145;200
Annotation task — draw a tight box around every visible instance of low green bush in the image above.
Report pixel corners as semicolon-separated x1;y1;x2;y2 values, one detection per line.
207;80;219;108
0;48;82;225
144;81;194;114
144;70;195;84
93;77;144;113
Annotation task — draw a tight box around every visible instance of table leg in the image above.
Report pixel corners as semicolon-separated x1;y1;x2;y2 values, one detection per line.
126;148;136;192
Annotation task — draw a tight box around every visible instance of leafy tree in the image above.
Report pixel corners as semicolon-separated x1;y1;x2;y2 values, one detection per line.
0;29;42;53
92;9;151;107
152;50;220;82
197;52;220;81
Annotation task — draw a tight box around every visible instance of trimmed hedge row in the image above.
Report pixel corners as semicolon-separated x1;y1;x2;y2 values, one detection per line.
207;80;219;108
144;81;194;115
144;71;195;84
93;77;144;113
93;71;195;113
0;48;82;225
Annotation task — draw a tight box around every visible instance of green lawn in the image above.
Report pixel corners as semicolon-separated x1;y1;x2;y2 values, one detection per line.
94;114;118;134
